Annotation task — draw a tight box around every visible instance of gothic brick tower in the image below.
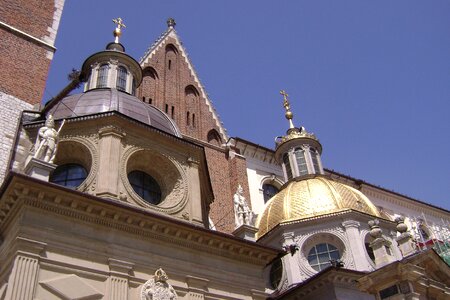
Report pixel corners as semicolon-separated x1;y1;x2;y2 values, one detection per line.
138;19;250;233
0;0;65;182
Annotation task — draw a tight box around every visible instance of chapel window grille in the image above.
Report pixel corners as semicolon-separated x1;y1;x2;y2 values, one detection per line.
307;243;340;271
294;148;308;176
310;148;321;174
128;170;162;205
283;153;293;180
96;64;109;88
50;164;87;189
116;66;128;92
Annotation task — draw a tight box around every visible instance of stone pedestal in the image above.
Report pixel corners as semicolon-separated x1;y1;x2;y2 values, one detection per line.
24;157;56;181
370;238;394;268
232;224;258;241
396;233;416;257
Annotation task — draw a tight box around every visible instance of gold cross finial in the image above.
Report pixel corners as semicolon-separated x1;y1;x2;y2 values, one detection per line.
280;90;295;129
112;17;126;43
280;90;290;111
113;17;126;30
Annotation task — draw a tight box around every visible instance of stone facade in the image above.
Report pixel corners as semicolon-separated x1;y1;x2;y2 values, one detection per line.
0;92;33;183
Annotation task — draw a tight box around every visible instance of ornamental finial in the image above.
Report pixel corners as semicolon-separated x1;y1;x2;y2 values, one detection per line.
167;17;176;28
112;17;126;43
280;90;295;129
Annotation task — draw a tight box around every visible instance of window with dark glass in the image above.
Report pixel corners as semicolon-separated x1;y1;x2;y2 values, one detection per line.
269;258;283;289
116;66;127;91
283;153;293;180
365;242;375;262
263;184;279;203
128;170;162;205
96;64;109;88
50;164;87;188
294;148;308;176
307;243;340;271
310;148;320;174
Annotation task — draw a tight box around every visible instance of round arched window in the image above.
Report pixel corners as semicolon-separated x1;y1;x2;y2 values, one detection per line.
269;258;283;289
50;164;87;188
307;243;340;271
262;183;279;203
128;170;162;205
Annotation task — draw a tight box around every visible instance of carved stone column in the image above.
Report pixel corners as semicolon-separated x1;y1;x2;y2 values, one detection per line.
4;237;46;300
187;157;203;225
368;219;395;268
186;275;209;299
342;220;369;271
107;258;134;300
96;126;125;198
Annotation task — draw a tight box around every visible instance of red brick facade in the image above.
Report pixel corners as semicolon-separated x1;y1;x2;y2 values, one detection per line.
138;31;250;233
0;0;60;104
138;35;225;144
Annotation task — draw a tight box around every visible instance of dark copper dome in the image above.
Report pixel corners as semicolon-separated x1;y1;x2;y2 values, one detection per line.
48;89;181;137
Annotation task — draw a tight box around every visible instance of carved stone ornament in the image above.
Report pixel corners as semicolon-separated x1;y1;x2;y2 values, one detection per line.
33;115;65;163
141;268;178;300
233;184;255;228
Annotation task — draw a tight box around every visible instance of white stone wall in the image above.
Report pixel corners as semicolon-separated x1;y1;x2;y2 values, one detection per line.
0;92;33;184
245;157;284;216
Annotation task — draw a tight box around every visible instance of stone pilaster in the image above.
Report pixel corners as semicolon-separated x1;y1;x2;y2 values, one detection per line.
187;157;203;224
96;126;125;198
281;232;302;285
342;220;369;271
107;258;134;300
4;237;46;300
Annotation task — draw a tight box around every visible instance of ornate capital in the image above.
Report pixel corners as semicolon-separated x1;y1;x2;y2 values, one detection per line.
342;220;360;229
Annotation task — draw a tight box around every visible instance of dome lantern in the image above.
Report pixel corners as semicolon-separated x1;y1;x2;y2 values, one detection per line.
275;91;324;182
81;17;142;95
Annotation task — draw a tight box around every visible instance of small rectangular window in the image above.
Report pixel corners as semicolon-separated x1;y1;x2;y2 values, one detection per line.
192;113;196;127
165;104;168;113
171;106;175;118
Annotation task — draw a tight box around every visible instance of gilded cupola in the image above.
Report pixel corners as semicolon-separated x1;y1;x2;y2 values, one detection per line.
255;91;380;239
275;90;324;181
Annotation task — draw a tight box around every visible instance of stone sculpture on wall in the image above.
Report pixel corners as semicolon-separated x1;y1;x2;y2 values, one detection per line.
233;184;255;228
33;115;64;163
141;268;178;300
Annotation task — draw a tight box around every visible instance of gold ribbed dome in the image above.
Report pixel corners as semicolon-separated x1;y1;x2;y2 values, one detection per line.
256;176;380;239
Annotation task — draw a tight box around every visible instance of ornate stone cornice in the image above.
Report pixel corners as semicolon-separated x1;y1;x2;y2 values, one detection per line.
0;173;279;265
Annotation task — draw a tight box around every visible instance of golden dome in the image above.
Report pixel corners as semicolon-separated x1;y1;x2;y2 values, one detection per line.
256;176;380;239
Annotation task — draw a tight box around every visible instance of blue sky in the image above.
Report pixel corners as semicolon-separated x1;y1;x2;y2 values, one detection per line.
45;1;450;210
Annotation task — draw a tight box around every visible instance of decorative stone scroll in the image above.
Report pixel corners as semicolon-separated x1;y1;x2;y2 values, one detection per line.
141;268;177;300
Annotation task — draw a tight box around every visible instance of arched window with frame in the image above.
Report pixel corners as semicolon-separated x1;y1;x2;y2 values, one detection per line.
116;66;128;92
262;183;279;203
283;153;293;180
96;64;109;88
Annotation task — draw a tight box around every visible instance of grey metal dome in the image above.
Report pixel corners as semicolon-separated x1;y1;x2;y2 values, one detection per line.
48;88;181;137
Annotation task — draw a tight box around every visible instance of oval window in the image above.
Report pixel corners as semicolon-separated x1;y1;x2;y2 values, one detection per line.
128;170;162;205
50;163;87;188
269;258;283;289
307;243;341;271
